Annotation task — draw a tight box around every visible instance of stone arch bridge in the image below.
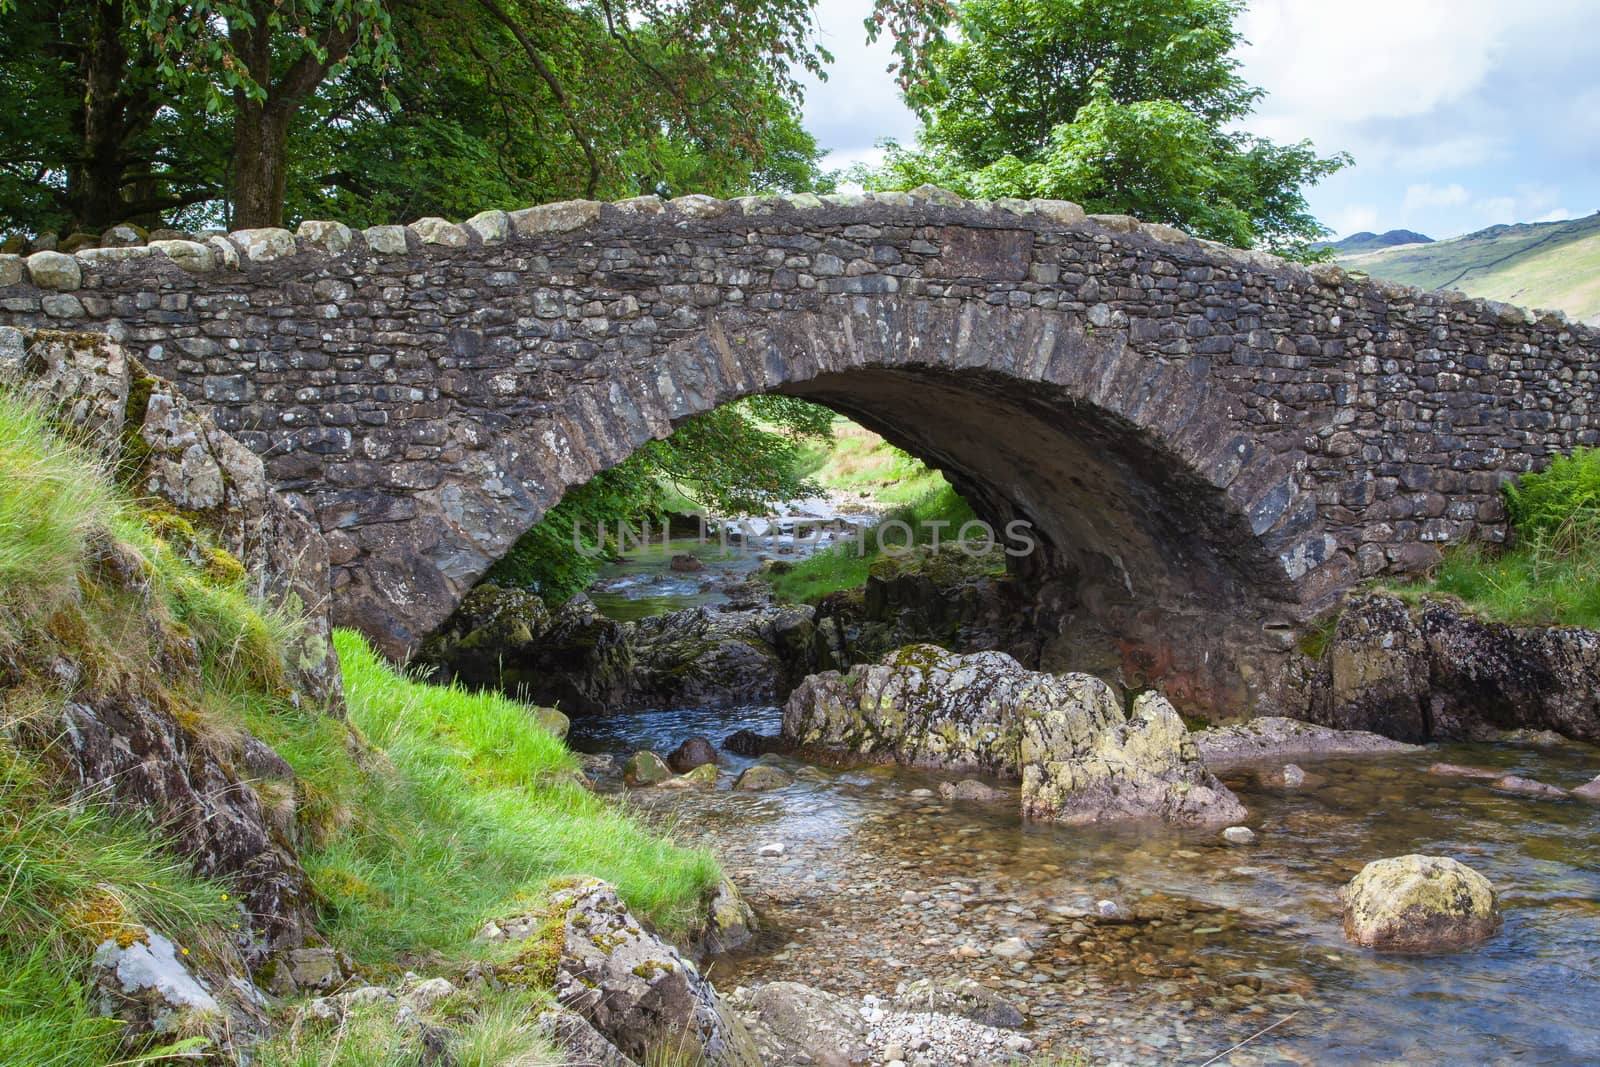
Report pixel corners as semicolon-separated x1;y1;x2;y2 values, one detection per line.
3;191;1596;716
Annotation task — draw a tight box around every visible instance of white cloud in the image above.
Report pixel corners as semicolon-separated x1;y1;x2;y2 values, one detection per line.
1402;183;1472;212
1330;204;1381;238
1532;208;1576;224
1238;0;1504;137
800;0;920;158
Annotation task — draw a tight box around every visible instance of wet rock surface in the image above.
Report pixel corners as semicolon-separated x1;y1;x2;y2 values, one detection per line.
1194;715;1422;766
1303;594;1600;743
572;695;1600;1065
420;586;836;712
783;645;1244;825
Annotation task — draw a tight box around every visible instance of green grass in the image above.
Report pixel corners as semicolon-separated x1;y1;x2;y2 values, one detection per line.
1336;211;1600;324
768;482;996;603
0;748;236;1067
252;987;558;1067
1390;447;1600;628
793;418;950;504
261;631;720;966
0;392;120;643
0;383;719;1063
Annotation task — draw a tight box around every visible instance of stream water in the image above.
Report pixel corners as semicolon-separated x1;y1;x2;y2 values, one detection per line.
587;497;873;621
571;704;1600;1066
571;507;1600;1065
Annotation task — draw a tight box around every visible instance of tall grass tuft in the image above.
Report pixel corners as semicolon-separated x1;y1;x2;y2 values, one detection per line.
0;393;119;640
0;747;235;1067
1395;447;1600;627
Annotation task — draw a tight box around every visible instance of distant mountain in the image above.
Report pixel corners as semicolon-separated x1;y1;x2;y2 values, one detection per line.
1333;212;1600;326
1318;229;1434;254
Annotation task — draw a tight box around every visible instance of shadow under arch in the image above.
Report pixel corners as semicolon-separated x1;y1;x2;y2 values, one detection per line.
362;298;1339;718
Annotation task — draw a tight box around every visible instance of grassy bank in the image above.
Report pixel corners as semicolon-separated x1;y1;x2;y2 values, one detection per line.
0;387;717;1065
1391;447;1600;627
793;417;948;506
773;420;1012;602
768;482;999;603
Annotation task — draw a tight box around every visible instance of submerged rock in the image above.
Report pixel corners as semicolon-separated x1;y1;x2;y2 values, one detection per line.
1221;826;1256;845
783;645;1244;826
1193;715;1420;766
658;762;719;788
734;765;793;791
1341;855;1501;951
1427;762;1502;780
1575;776;1600;802
893;976;1025;1029
1490;774;1568;799
938;779;1008;802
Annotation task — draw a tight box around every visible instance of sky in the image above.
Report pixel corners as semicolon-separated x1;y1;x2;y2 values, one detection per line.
800;0;1600;240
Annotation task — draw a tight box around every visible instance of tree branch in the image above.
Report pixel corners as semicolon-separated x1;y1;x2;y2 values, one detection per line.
474;0;601;197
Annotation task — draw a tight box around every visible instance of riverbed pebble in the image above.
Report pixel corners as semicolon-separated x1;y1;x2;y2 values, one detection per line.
1221;826;1256;845
758;842;786;857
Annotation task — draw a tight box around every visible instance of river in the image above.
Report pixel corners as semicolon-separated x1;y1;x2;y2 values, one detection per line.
571;516;1600;1066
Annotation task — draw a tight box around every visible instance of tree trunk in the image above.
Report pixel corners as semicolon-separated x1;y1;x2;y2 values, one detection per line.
230;100;294;229
70;0;134;232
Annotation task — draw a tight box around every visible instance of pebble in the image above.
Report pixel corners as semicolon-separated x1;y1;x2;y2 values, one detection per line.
991;937;1033;960
1221;825;1256;845
758;842;786;857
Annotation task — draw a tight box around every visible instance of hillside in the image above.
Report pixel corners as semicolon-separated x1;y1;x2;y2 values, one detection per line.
1335;212;1600;324
1318;229;1434;254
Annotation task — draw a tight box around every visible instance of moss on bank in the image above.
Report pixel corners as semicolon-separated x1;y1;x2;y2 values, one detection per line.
768;482;997;604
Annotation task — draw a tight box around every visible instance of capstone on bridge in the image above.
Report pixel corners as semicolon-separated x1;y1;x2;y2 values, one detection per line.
3;189;1596;716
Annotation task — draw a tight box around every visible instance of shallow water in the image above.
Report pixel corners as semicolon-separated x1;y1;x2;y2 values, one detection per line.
587;499;873;621
570;704;1600;1066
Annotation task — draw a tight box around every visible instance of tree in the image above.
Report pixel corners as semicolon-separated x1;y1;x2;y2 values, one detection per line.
488;397;838;601
1;0;950;233
0;0;223;233
866;0;1348;255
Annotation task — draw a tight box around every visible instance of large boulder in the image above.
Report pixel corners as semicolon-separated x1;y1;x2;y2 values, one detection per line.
1305;594;1600;743
783;645;1244;825
1341;855;1501;951
547;879;761;1066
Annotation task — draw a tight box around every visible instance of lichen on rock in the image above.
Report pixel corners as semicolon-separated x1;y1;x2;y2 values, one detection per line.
1341;854;1501;951
783;645;1243;825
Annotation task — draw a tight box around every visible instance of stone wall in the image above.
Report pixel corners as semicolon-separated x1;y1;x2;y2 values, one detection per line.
3;190;1597;715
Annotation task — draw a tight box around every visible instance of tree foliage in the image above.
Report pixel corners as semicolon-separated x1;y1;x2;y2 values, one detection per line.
864;0;1348;255
487;398;838;602
0;0;952;234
